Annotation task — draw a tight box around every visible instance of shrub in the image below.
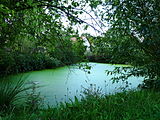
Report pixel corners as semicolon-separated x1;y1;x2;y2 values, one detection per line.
0;76;30;111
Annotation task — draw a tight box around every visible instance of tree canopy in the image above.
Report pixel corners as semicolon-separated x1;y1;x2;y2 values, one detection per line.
1;0;160;88
0;0;91;75
99;0;160;89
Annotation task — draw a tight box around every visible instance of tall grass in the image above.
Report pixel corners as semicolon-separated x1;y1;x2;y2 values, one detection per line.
3;90;160;120
1;78;160;120
0;76;30;111
48;90;160;120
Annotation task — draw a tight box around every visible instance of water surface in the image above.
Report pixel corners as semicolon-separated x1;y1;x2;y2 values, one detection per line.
11;62;143;106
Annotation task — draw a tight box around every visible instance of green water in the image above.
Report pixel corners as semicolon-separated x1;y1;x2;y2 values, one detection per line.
11;62;143;106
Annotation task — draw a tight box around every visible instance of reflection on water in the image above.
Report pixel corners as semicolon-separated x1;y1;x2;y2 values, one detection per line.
11;62;143;107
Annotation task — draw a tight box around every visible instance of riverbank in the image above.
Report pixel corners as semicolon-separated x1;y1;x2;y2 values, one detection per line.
1;90;160;120
86;55;128;65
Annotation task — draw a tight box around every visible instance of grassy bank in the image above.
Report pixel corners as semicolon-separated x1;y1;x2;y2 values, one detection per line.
1;90;160;120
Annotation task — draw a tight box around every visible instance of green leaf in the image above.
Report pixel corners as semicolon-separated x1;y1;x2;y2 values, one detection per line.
16;2;20;7
27;0;33;6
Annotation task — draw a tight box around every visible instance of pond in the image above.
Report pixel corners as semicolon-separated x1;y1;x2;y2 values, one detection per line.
11;62;143;107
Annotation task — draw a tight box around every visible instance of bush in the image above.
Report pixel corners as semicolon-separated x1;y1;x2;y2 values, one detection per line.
0;76;30;111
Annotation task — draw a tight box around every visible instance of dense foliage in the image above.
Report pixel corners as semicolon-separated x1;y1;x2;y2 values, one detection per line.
94;0;160;89
1;90;160;120
1;0;160;88
86;28;146;64
1;0;160;119
0;0;88;75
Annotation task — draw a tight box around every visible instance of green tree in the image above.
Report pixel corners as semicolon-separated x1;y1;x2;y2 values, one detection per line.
100;0;160;89
0;0;91;75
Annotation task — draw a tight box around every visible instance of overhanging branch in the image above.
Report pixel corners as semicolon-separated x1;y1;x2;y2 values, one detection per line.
13;2;102;33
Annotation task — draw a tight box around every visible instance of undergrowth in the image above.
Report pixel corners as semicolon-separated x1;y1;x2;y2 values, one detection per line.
1;90;160;120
